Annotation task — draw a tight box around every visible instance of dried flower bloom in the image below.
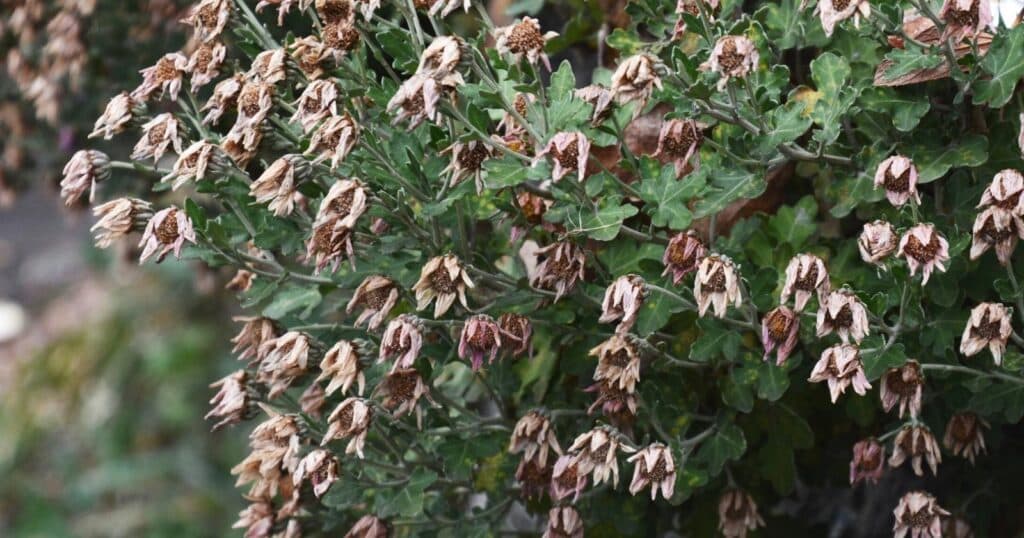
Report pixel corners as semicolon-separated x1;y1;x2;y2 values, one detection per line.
293;449;340;498
90;197;152;248
893;491;949;538
494;17;557;70
318;340;365;396
508;410;562;466
415;35;464;80
978;169;1024;214
943;412;988;464
590;334;641;393
315;0;355;24
186;41;227;89
497;312;532;357
162;140;229;190
306;114;359;169
880;360;924;419
132;52;188;102
816;289;870;343
317;178;369;228
231;413;302;497
515;457;552;500
232;316;278;364
532;241;587;300
898;223;950;285
550;454;588;502
182;0;231;42
808;343;871;402
256;0;301;25
378;314;424;371
323;21;362;54
543;506;583;538
346;275;398;330
206;370;256;430
575;84;615;124
660;231;706;284
257;331;312;398
859;220;898;265
674;0;720;38
781;253;830;311
247;49;288;84
970;206;1024;265
233;80;275;132
818;0;871;37
960;302;1012;364
428;0;470;17
378;368;432;423
138;206;197;263
131;113;182;163
718;489;765;538
442;141;491;192
61;149;110;206
413;254;474;317
586;378;638;418
300;381;327;417
306;216;355;274
537;131;591;183
345;515;389;538
611;54;663;112
387;73;443;129
654;119;704;177
233;497;275;538
890;425;942;477
498;92;536;135
323;397;372;457
939;0;991;41
695;254;742;318
290;35;332;79
873;155;920;207
203;74;245;124
761;306;800;366
702;35;759;90
849;437;885;485
251;155;310;216
626;443;675;500
89;92;138;139
458;314;502;370
569;426;633;487
600;274;646;333
291;79;338;132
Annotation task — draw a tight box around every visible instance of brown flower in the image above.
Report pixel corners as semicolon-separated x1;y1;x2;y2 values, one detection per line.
413;254;474;317
251;155;309;217
610;54;663;112
816;289;870;343
290;35;332;79
893;491;949;538
291;79;338;133
695;254;742;318
859;220;898;265
761;306;800;366
322;397;372;457
306;114;359;170
970;206;1024;265
818;0;871;37
531;241;587;301
378;368;432;423
575;84;615;124
247;49;288;84
317;178;369;228
569;426;633;487
960;302;1012;365
873;155;920;207
206;370;256;430
89;92;138;139
497;312;532;357
543;506;583;538
131;113;182;163
494;17;558;70
293;449;340;498
702;35;759;90
60;149;110;206
590;334;641;393
318;340;365;396
586;378;638;418
232;316;278;365
889;425;941;477
305;216;355;274
943;412;988;464
90;197;152;248
458;314;502;370
781;253;829;312
257;331;312;398
980;169;1024;214
653;119;704;177
808;343;871;403
233;496;275;538
898;223;950;286
182;0;231;42
880;360;924;419
300;382;326;417
346;275;399;330
550;454;588;502
718;489;765;538
600;274;646;333
508;410;562;466
849;437;885;485
186;41;227;89
939;0;991;41
231;413;302;497
138;206;197;264
131;52;187;101
442;141;491;193
536;131;591;183
514;457;552;500
163;140;229;190
379;314;424;372
387;73;443;129
662;230;706;284
226;269;256;292
202;74;245;124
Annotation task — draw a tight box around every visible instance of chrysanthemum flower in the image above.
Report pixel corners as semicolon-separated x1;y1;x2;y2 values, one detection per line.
653;119;704;177
970;206;1024;265
717;489;765;538
880;360;924;419
186;41;227;89
322;397;372;457
202;74;245;124
206;370;256;430
508;411;562;466
599;274;646;333
305;216;355;273
231;316;278;365
378;368;433;424
291;79;338;133
251;155;309;217
536;131;591;183
60;149;110;206
808;343;871;402
162;140;228;190
694;254;742;318
889;425;941;477
306;114;359;170
960;302;1012;364
131;113;182;163
138;206;197;263
550;454;588;502
497;312;532;357
702;35;759;90
569;426;633;487
898;223;950;285
458;314;502;370
386;74;443;129
181;0;231;42
543;506;583;538
858;220;898;265
531;241;587;301
610;54;663;112
816;289;869;343
346;275;399;330
817;0;871;37
90;197;153;248
345;515;389;538
893;491;949;538
849;437;885;485
781;253;830;311
412;254;474;317
939;0;991;41
247;48;288;84
494;17;557;70
590;334;641;393
873;155;920;207
256;331;312;398
318;339;366;396
379;314;424;372
89;92;138;139
978;169;1024;214
761;306;800;365
292;449;339;498
943;412;988;464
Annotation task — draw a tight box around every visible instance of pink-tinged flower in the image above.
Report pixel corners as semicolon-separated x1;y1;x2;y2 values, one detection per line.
322;397;372;457
247;48;288;84
90;197;152;248
202;74;245;124
162;140;228;190
695;254;742;318
818;0;871;37
131;113;182;163
979;169;1024;214
674;0;720;38
570;426;634;487
442;141;492;193
89;92;138;139
508;410;562;466
702;35;759;90
761;306;800;365
575;84;615;124
532;241;587;300
873;155;920;207
387;73;443;129
346;275;399;330
231;413;302;497
498;92;536;135
345;515;389;538
718;489;765;538
290;35;332;79
318;340;365;396
458;314;503;370
515;457;552;500
890;425;942;477
131;52;187;101
317;178;369;228
943;412;988;464
300;382;326;417
960;302;1012;364
590;334;642;393
943;516;974;538
231;316;278;365
586;379;638;420
415;36;465;81
971;206;1024;265
323;20;362;55
808;343;871;402
60;149;110;206
939;0;991;41
306;216;355;274
181;0;231;42
898;223;950;285
291;79;338;133
138;207;196;264
849;437;885;485
781;253;830;311
859;220;899;265
186;41;227;89
413;254;474;317
257;331;312;398
222;124;264;170
494;17;558;70
816;289;869;343
232;80;275;133
600;274;646;333
251;155;309;217
880;360;924;419
611;54;663;113
497;313;533;357
293;449;340;498
550;454;588;502
661;230;706;284
653;119;704;177
893;491;949;538
379;314;423;372
537;131;591;183
306;114;359;170
627;443;675;500
233;497;275;538
428;0;469;17
378;368;433;425
206;370;256;430
543;506;583;538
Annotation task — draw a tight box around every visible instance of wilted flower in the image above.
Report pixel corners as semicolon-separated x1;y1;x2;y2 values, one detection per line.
231;413;302;497
415;36;465;81
660;230;706;284
890;425;941;477
234;81;275;131
247;48;288;84
939;0;991;41
318;340;365;396
442;141;491;192
305;216;355;274
322;397;372;458
898;223;950;285
182;0;232;42
138;206;197;263
970;206;1024;265
233;497;275;538
323;20;362;53
458;314;502;370
291;79;338;132
61;149;110;206
537;131;591;183
575;84;615;124
960;302;1012;364
498;92;536;135
600;274;646;333
428;0;469;17
89;92;138;139
186;41;227;89
880;360;924;419
587;379;638;419
543;506;583;538
306;114;359;170
626;443;675;500
378;368;432;423
808;344;871;402
532;241;587;300
497;312;532;357
293;449;340;498
569;427;633;487
300;381;326;417
590;334;641;393
859;220;898;265
132;52;188;102
873;155;920;207
818;0;871;37
346;275;399;330
702;35;759;90
251;155;309;217
290;35;332;79
515;457;552;500
316;178;368;229
345;515;389;538
206;370;256;430
494;17;557;70
550;454;588;502
849;437;885;485
718;489;765;538
893;491;949;538
202;74;244;124
674;0;720;38
379;314;423;372
90;197;152;248
257;331;312;398
781;253;830;311
131;113;182;163
979;169;1024;214
162;140;228;190
694;254;742;318
413;254;474;317
387;73;443;129
508;411;562;466
943;412;988;464
611;54;663;112
816;289;870;343
232;316;278;365
653;119;704;177
761;306;800;365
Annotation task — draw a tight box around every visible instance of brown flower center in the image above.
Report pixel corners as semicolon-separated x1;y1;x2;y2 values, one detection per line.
554;140;580;170
154;57;180;83
979;215;1016;245
429;267;459;294
155;213;179;243
833;0;852;11
386;371;419;403
794;262;820;292
662;123;702;158
996;191;1022;211
949;415;978;444
605;347;634;368
317;0;352;23
944;0;979;27
337;404;355;431
148;122;167;144
902;233;941;263
360;283;393;310
883;166;912;193
831;304;853;329
717;39;744;73
506;21;545;54
324;22;360;51
906;509;935;529
885;364;923;397
194;45;214;72
971;311;1004;341
705;266;727;292
766;310;792;340
514;93;529;116
457;144;490;172
239;85;264;117
555;463;579;490
643;457;668;482
328;189;355;216
467;322;498;351
402;91;425;114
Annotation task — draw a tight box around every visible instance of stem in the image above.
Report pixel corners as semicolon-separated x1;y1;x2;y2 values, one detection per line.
920;363;1024;386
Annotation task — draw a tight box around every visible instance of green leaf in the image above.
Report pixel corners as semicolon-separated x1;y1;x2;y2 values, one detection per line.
689;319;743;362
911;134;989;183
570;201;639;241
184;199;207;231
757;102;813;155
483;157;527;189
606;28;643;55
757;362;790;401
974;24;1024;107
969;381;1024;422
376;28;419;73
693;167;765;218
637;160;703;230
809;52;857;145
698;423;747;475
376;469;437;518
767;195;818;248
262;285;322;319
880;45;942;82
722;366;758;413
635;292;686;337
859;336;906;380
858;88;931;132
549;60;576;102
